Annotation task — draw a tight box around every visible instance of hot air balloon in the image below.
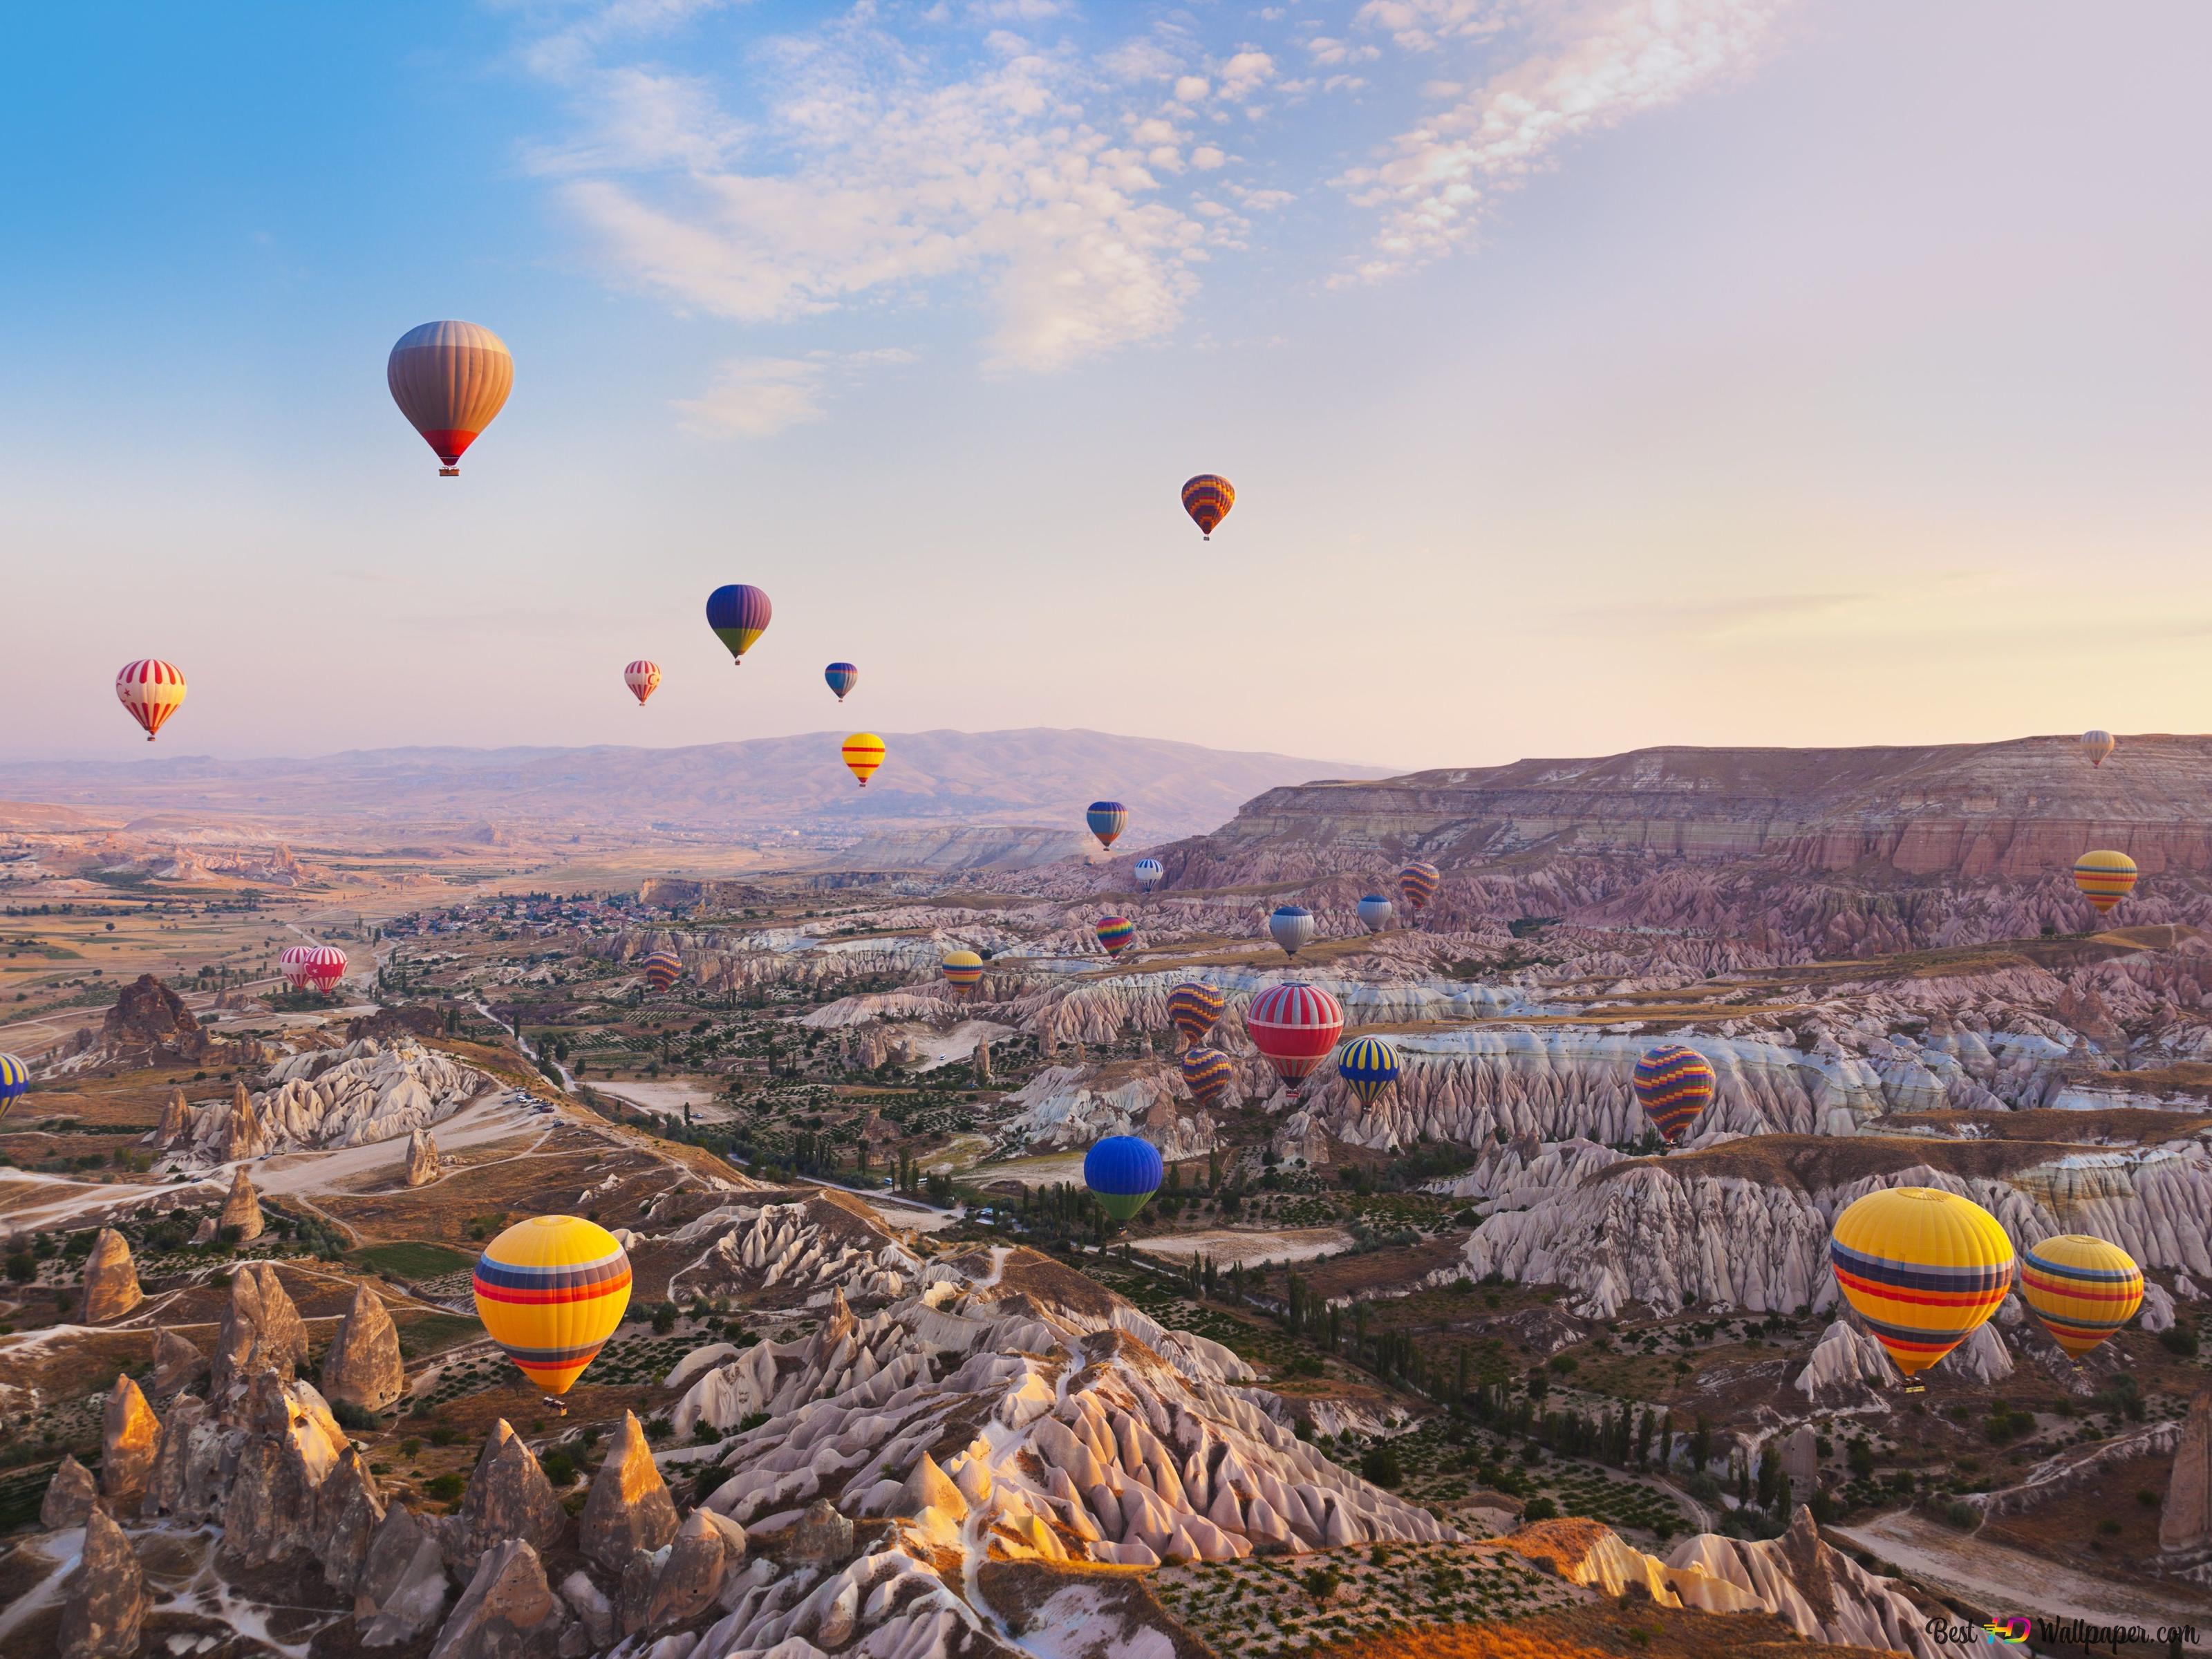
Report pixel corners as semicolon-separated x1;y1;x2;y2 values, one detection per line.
624;660;662;707
1358;894;1394;933
1087;801;1128;850
2081;730;2115;768
1084;1135;1163;1221
0;1054;28;1125
1828;1188;2015;1378
1632;1044;1716;1145
1247;982;1345;1086
472;1215;632;1398
1181;474;1235;540
705;584;773;666
642;951;683;994
1133;858;1165;890
1096;916;1136;957
388;321;513;476
843;733;885;787
2073;850;2137;916
116;659;186;742
280;944;348;995
1398;861;1441;918
2019;1235;2144;1359
1338;1036;1400;1107
1268;905;1315;959
942;949;984;997
1181;1047;1233;1109
825;662;859;702
1166;982;1226;1047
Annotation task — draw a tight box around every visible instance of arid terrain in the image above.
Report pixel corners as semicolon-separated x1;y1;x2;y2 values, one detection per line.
5;734;2212;1659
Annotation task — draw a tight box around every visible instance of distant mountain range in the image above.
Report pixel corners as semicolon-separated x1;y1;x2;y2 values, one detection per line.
0;729;1391;846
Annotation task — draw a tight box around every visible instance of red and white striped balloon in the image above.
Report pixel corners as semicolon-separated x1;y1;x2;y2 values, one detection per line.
116;659;187;742
624;659;662;707
280;944;348;994
1246;982;1346;1084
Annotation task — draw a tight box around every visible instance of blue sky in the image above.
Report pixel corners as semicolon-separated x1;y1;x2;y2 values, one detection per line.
6;1;2211;769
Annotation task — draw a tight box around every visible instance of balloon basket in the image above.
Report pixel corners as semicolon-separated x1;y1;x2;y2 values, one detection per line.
438;467;459;477
543;1396;568;1416
1899;1382;1926;1396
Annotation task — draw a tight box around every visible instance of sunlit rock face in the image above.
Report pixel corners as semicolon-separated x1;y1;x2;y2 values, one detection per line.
182;1036;491;1158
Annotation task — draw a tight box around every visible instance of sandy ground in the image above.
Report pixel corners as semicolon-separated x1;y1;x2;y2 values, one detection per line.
906;1019;1016;1070
247;1093;550;1199
864;1192;964;1234
594;1078;731;1123
1833;1508;2212;1631
961;1149;1089;1187
1131;1225;1355;1265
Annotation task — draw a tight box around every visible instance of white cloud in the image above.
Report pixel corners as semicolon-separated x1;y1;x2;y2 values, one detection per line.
674;357;831;437
1351;0;1525;54
1338;0;1789;276
1191;144;1227;169
1218;49;1278;100
1174;74;1211;102
1305;35;1380;66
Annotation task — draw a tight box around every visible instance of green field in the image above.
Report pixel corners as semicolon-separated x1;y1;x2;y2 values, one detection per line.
355;1241;476;1278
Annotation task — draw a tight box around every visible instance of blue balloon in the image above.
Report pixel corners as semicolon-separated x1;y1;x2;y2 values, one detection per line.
1083;1134;1164;1220
824;662;859;702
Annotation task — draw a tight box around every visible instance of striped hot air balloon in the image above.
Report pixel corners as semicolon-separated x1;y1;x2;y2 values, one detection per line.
1166;982;1226;1046
1338;1035;1400;1107
1268;905;1315;959
1084;1135;1163;1222
1087;801;1128;850
472;1215;632;1396
705;584;773;665
1398;861;1440;916
2020;1235;2144;1359
1181;1046;1234;1109
641;951;682;994
1181;474;1235;540
2081;730;2115;768
1095;916;1136;957
388;321;512;476
1358;894;1394;932
942;949;984;997
1632;1044;1716;1145
1133;858;1165;890
1828;1188;2015;1378
825;662;859;702
0;1053;28;1125
843;733;885;787
2073;850;2137;916
1247;982;1344;1085
624;660;662;707
116;659;186;742
281;944;348;995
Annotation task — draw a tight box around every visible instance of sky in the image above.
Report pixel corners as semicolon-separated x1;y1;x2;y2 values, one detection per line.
4;1;2210;772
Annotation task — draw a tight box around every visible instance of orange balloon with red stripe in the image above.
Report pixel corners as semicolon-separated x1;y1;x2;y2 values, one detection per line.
471;1215;631;1396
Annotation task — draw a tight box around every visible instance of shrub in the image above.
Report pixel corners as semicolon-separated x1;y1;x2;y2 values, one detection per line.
429;1427;458;1447
2160;1325;2200;1357
330;1399;377;1432
644;1416;673;1442
540;1449;577;1488
650;1302;679;1335
1941;1501;1980;1531
423;1473;465;1503
1521;1497;1559;1521
1362;1444;1403;1488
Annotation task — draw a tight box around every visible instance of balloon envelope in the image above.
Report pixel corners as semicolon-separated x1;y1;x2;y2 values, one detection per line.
1095;916;1136;957
1247;982;1345;1084
2073;850;2137;915
116;659;186;742
942;949;984;995
642;951;683;993
1166;982;1226;1046
1632;1045;1716;1145
1085;1135;1164;1221
1087;801;1128;849
705;584;773;664
1398;862;1440;912
2081;730;2115;768
388;321;512;474
280;944;348;995
472;1215;631;1395
1181;474;1235;539
1338;1035;1400;1106
825;662;859;702
0;1053;27;1123
1181;1046;1233;1109
843;733;885;787
1357;894;1394;932
2020;1234;2143;1358
1133;858;1165;890
1268;905;1315;958
1828;1187;2014;1376
624;660;662;706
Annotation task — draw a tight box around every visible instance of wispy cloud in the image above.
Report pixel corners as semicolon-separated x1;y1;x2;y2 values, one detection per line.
674;348;917;438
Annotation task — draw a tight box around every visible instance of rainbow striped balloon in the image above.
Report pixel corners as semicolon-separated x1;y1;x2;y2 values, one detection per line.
1337;1035;1400;1107
942;949;984;996
642;950;682;993
1095;916;1136;957
472;1215;632;1396
2072;850;2137;915
116;659;187;742
1166;982;1227;1046
1632;1044;1716;1145
1181;474;1235;539
0;1053;28;1123
1181;1046;1234;1109
2020;1234;2143;1359
843;733;885;787
1398;861;1440;914
1828;1188;2014;1377
705;583;773;664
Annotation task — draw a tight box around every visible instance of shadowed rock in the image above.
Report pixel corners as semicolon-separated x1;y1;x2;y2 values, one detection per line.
211;1260;308;1394
220;1163;265;1240
221;1078;268;1161
41;1454;100;1530
77;1229;142;1324
322;1283;405;1412
2161;1387;2212;1571
319;1447;388;1591
152;1327;206;1396
100;1375;161;1512
428;1538;569;1659
447;1420;565;1573
156;1087;192;1149
644;1508;747;1631
357;1503;449;1646
57;1508;149;1659
579;1410;679;1572
783;1496;854;1565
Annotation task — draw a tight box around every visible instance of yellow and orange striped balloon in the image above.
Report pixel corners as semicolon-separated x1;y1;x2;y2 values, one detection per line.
471;1215;630;1396
2072;850;2137;916
2020;1234;2142;1358
1828;1187;2014;1377
843;733;885;787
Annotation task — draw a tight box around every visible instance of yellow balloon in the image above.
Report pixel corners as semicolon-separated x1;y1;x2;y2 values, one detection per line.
2073;849;2137;916
471;1215;631;1396
2021;1234;2143;1359
843;732;885;787
1828;1187;2014;1376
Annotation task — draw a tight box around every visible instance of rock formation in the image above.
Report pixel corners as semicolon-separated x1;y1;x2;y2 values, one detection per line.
155;1086;191;1149
1669;1506;1939;1659
404;1125;440;1186
77;1228;142;1323
188;1036;489;1159
640;1508;749;1631
427;1538;570;1659
2160;1387;2212;1577
100;1375;162;1512
57;1508;149;1659
355;1503;451;1644
41;1453;100;1529
152;1326;207;1395
102;973;213;1064
221;1078;268;1161
322;1282;406;1413
211;1260;309;1394
578;1411;679;1572
221;1162;265;1240
446;1421;565;1574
